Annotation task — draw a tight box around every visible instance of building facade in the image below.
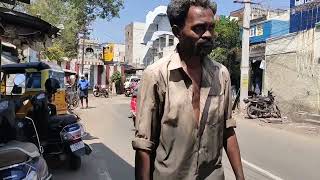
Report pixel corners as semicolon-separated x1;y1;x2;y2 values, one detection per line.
125;22;147;68
230;5;287;25
261;0;320;116
264;27;320;115
290;0;320;33
142;6;178;67
68;39;125;89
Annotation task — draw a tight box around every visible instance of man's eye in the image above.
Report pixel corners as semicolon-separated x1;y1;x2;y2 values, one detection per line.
193;26;205;34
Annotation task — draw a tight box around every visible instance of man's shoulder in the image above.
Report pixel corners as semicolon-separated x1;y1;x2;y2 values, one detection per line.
143;53;173;75
205;57;230;79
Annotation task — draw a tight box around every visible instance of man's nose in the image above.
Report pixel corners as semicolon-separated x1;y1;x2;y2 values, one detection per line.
202;30;213;39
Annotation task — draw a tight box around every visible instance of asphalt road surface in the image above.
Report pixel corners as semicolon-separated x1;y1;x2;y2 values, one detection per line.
51;95;320;180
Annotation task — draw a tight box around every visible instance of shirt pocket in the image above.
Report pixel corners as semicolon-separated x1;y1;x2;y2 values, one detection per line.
207;93;224;127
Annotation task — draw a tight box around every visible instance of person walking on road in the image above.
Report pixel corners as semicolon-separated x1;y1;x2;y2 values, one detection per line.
78;75;89;109
133;0;245;180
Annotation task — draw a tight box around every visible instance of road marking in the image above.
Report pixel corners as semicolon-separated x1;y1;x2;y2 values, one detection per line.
242;158;284;180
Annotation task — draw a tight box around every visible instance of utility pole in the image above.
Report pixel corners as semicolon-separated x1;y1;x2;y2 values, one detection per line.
233;0;253;108
81;28;87;75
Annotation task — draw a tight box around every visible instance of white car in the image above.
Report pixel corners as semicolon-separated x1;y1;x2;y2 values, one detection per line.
124;76;140;89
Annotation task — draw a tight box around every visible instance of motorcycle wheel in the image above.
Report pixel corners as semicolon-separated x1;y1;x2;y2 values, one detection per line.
247;104;259;119
103;93;109;98
69;154;81;170
93;91;100;97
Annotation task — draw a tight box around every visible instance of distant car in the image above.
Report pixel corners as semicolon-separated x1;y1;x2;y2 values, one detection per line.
124;76;140;89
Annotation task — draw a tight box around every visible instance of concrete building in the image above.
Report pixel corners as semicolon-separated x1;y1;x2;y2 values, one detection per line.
125;22;146;68
230;5;287;25
244;11;290;95
261;1;320;119
142;6;178;66
68;39;125;89
264;27;320;116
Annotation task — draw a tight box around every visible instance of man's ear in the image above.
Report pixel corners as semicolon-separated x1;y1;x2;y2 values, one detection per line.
172;25;181;38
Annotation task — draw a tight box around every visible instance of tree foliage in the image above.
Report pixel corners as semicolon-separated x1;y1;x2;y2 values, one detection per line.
111;71;121;83
25;0;124;61
210;16;241;88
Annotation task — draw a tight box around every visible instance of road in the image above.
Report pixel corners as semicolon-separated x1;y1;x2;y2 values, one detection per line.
52;96;320;180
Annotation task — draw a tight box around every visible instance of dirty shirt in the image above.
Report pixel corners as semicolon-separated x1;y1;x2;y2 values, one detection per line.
132;51;236;180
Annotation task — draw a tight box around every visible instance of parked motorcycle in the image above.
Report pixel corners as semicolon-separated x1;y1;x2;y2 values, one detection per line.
25;78;92;170
243;90;281;119
93;84;109;98
0;94;51;180
124;87;132;97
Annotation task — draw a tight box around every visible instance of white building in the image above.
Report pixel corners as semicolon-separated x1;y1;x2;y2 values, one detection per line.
142;6;178;66
125;22;146;68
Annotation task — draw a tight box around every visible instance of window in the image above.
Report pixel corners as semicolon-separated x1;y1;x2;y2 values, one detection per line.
6;74;26;94
256;24;264;36
159;36;166;48
250;27;255;37
26;72;41;89
169;36;174;46
49;71;65;88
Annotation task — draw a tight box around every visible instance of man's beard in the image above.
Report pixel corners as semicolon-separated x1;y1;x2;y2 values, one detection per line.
195;42;214;57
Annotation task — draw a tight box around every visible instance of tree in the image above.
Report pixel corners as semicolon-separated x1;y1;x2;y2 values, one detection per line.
24;0;124;61
111;71;122;94
210;16;241;89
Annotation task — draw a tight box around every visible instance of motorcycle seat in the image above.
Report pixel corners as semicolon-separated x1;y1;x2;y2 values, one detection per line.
0;141;40;168
48;114;78;129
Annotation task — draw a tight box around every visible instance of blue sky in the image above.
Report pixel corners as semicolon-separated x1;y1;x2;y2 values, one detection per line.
91;0;289;44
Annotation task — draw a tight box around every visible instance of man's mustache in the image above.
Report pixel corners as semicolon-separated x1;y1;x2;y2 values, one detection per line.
198;39;214;47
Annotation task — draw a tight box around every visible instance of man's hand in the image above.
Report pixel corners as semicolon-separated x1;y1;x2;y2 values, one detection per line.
135;149;151;180
224;128;245;180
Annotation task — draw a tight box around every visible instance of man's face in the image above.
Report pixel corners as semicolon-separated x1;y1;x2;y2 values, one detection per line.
178;6;215;57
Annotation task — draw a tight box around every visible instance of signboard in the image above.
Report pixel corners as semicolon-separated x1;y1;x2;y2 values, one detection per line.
103;44;114;62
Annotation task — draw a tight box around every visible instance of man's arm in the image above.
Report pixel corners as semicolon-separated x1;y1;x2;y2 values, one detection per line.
223;68;245;180
133;68;160;180
224;128;245;180
135;150;151;180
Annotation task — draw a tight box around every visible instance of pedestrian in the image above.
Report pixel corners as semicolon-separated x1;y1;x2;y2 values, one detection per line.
78;75;89;109
133;1;245;180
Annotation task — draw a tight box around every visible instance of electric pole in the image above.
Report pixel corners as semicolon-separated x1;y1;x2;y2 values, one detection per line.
234;0;252;108
81;30;86;75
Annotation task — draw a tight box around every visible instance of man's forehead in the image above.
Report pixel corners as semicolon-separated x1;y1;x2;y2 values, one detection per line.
186;6;215;23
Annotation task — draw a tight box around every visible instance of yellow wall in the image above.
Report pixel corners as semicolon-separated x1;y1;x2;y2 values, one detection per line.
103;44;114;62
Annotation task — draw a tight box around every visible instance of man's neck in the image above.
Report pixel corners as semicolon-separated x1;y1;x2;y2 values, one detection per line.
177;45;204;69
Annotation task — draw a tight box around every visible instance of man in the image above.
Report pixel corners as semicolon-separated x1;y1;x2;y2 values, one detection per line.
133;0;245;180
78;75;89;109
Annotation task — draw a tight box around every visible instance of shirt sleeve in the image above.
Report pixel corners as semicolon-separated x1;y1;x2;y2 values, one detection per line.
224;69;237;129
132;68;160;152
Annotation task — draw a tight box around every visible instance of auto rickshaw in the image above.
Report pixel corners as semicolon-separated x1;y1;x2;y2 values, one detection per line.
0;61;91;170
0;61;68;116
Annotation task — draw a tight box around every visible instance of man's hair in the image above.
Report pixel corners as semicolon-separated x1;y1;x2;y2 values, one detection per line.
167;0;217;28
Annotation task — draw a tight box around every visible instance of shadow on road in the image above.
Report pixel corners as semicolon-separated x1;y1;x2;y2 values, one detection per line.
83;133;99;141
51;143;134;180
